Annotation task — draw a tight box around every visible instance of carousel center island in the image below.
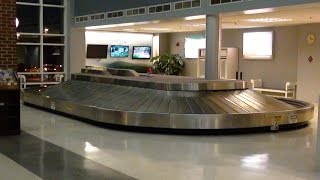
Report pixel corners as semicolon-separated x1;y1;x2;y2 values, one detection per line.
23;69;314;133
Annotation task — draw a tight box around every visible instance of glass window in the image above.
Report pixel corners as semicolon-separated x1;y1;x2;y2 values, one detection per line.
17;0;66;81
17;0;39;3
243;32;273;59
43;0;63;5
17;35;40;43
43;36;64;44
17;5;40;33
17;45;41;72
43;7;64;34
43;46;64;72
185;35;206;58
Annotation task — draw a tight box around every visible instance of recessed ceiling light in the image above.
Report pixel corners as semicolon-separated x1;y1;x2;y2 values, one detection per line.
184;23;206;27
184;15;206;21
243;8;274;15
140;28;171;31
86;22;149;30
122;29;135;31
244;18;293;23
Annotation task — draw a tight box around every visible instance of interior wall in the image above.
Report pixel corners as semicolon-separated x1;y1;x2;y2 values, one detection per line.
70;28;86;74
168;27;299;88
169;31;204;77
296;23;320;102
159;33;170;55
85;31;153;67
223;27;298;89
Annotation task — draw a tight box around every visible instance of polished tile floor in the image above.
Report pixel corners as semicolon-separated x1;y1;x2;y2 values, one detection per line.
2;104;320;180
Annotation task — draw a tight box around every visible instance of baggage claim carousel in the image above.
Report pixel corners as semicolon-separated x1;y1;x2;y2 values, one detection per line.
23;69;314;134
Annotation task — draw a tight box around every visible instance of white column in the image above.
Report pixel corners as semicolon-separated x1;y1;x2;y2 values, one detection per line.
205;14;221;80
316;97;320;170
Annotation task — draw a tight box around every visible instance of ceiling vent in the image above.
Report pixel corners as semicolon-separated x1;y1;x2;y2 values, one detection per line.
175;0;201;10
75;16;89;23
107;10;124;19
127;7;146;16
148;4;171;14
90;13;105;21
210;0;243;6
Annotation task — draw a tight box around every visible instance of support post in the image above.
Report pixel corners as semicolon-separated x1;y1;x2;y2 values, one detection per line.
205;14;221;80
316;97;320;170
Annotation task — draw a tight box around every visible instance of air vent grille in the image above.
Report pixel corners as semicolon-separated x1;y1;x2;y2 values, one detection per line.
148;4;171;14
127;7;146;16
175;0;201;10
211;0;243;6
106;10;124;19
75;16;89;23
90;13;105;21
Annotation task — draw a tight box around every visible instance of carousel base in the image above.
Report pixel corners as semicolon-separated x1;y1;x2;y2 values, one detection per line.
22;69;314;133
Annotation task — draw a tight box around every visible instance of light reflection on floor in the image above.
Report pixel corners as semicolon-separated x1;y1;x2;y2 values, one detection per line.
21;104;320;180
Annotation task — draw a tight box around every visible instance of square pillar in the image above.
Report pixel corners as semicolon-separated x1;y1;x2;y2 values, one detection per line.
205;14;221;80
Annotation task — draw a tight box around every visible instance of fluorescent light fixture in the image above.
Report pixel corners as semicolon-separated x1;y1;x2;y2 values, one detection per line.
122;29;136;31
86;21;151;30
140;28;171;31
184;15;206;21
184;23;206;27
243;8;274;15
86;23;136;30
244;18;292;23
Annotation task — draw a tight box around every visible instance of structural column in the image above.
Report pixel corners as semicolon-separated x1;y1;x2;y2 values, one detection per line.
205;14;221;80
316;97;320;170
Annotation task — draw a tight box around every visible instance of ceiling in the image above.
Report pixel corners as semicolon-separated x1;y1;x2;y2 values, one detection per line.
86;2;320;33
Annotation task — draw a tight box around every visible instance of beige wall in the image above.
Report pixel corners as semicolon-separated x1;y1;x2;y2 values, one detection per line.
169;32;204;77
159;33;170;55
223;27;298;89
68;24;320;102
297;24;320;102
168;27;299;88
70;28;86;74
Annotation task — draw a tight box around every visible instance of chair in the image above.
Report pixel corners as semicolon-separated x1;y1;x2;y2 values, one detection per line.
250;79;262;89
285;81;297;99
250;79;297;99
54;74;64;82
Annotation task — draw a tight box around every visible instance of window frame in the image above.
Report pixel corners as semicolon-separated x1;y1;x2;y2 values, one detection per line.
16;0;67;82
242;31;274;60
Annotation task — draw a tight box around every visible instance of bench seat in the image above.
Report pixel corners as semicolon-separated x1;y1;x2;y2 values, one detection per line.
251;79;296;99
253;87;294;94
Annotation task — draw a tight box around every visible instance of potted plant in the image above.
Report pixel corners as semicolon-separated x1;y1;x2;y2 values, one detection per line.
150;54;184;75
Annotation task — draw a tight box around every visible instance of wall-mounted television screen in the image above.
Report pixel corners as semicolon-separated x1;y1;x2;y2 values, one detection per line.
132;46;152;59
86;44;108;59
110;45;129;58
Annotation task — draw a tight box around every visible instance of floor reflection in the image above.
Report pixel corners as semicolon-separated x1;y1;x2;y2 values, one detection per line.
21;104;320;180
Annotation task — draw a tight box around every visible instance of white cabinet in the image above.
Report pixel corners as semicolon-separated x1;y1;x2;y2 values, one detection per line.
197;48;239;79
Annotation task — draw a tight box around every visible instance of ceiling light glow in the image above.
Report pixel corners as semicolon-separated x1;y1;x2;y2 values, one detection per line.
86;22;150;30
184;15;206;21
184;23;206;27
244;18;293;23
243;8;274;15
140;28;171;31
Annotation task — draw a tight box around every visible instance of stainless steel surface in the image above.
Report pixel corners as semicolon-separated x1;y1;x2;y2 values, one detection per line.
81;69;111;75
22;74;314;130
81;68;140;77
71;73;248;91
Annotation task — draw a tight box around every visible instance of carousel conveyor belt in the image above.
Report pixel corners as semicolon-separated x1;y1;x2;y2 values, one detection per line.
22;72;314;132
